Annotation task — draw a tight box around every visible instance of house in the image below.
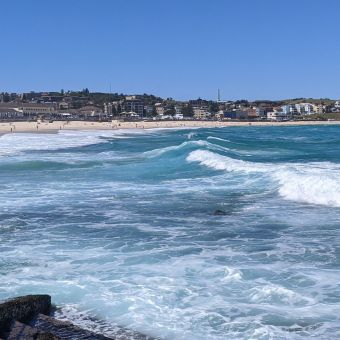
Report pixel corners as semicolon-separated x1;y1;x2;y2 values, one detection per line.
78;105;103;117
155;103;165;116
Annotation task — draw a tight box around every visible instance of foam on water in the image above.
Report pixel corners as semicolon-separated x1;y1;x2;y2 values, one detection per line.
1;125;340;339
0;129;155;157
187;149;340;207
143;140;230;158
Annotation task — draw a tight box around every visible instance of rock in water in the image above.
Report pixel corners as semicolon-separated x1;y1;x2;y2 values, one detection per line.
0;295;51;333
6;321;58;340
213;209;227;215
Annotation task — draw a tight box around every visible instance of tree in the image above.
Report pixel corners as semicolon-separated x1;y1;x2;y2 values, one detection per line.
209;102;219;113
151;106;157;117
182;104;194;117
165;104;176;116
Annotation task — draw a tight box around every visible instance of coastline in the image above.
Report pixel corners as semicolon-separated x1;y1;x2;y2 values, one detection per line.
0;119;340;135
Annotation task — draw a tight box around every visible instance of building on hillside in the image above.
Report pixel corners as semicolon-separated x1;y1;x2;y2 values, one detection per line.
313;104;324;114
266;111;289;121
256;107;266;118
0;103;56;118
155;103;165;116
104;102;113;115
224;110;248;120
189;99;208;107
295;103;314;115
193;107;209;120
58;101;70;110
174;106;182;115
281;105;298;116
123;97;144;116
78;105;103;117
144;105;154;116
104;101;122;115
246;108;259;119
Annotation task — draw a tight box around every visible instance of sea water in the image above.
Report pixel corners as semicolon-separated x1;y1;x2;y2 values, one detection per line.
1;125;340;339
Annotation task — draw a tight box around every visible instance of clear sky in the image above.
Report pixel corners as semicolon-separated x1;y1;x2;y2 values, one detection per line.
1;0;340;100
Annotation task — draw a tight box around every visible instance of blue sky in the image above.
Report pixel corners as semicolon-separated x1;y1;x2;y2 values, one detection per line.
1;0;339;100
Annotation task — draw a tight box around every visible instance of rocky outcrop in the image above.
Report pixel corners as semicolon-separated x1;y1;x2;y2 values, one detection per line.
0;295;157;339
6;321;58;340
31;314;112;340
0;295;51;333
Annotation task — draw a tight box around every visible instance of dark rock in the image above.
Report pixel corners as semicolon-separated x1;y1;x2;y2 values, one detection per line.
6;320;58;340
0;295;51;334
213;209;227;215
1;295;157;340
31;314;113;340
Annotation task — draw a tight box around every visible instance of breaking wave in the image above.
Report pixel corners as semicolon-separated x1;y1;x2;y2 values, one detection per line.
0;129;151;157
187;149;340;207
143;140;231;158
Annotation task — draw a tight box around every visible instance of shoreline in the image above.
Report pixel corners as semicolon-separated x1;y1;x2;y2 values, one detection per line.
1;119;340;135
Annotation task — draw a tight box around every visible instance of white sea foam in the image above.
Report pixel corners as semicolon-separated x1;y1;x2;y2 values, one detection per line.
274;169;340;208
0;130;106;156
0;129;153;157
222;267;243;282
249;284;315;306
143;140;229;158
186;149;268;173
207;136;232;143
187;149;340;207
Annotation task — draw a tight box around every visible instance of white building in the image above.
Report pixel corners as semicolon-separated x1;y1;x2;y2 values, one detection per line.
281;105;297;115
295;103;314;115
155;103;164;116
267;111;288;121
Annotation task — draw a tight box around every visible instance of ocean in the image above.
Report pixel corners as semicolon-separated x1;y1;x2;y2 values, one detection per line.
1;125;340;339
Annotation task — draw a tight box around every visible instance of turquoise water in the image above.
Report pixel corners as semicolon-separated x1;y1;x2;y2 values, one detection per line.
1;126;340;339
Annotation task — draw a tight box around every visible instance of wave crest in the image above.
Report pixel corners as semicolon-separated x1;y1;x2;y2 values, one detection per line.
187;149;340;207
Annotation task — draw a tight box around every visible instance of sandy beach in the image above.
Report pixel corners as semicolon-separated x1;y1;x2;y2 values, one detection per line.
0;119;340;134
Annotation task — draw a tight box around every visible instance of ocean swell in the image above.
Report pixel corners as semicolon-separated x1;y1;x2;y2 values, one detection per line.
187;149;340;207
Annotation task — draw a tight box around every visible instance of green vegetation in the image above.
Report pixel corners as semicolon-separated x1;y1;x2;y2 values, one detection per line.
181;104;194;117
303;112;340;121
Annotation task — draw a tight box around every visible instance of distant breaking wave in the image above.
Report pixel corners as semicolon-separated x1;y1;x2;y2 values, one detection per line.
142;140;231;158
187;149;340;207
